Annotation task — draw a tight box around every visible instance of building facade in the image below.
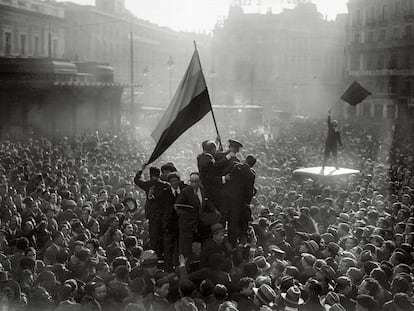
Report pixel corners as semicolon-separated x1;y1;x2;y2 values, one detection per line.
63;0;211;108
213;3;347;118
0;0;65;58
0;57;123;137
345;0;414;120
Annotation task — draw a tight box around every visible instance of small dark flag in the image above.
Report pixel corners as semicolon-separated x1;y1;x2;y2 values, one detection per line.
340;81;371;106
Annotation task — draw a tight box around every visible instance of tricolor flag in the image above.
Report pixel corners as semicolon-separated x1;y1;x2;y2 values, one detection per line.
145;47;212;165
340;81;372;106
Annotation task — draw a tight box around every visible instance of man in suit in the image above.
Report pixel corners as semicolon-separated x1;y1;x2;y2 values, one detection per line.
134;166;169;257
175;172;219;261
197;141;231;214
227;155;257;246
215;139;243;226
162;172;188;272
322;110;343;170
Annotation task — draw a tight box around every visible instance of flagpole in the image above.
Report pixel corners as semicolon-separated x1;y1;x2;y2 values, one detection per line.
328;98;342;112
193;41;223;151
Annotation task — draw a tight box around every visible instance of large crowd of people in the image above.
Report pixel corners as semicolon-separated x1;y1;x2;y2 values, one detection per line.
0;115;413;311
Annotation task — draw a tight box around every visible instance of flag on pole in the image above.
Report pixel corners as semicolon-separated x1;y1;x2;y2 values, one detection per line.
340;81;372;106
145;48;212;165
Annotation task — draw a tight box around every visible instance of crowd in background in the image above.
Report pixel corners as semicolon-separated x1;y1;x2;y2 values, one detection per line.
0;116;413;311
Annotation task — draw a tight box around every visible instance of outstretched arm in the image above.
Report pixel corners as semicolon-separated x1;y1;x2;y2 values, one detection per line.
134;170;148;191
327;110;332;128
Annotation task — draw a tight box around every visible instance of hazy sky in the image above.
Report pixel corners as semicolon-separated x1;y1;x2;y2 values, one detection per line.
61;0;348;32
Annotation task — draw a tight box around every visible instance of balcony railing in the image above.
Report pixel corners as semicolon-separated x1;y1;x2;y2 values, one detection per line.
349;69;414;76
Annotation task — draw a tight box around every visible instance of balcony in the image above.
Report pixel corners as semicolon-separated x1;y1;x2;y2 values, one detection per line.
349;69;414;77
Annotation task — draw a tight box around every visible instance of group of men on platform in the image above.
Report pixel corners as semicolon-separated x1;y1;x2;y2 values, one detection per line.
134;139;257;271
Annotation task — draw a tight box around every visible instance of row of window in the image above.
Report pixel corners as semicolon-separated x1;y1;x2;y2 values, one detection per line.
350;51;414;71
0;31;58;57
352;24;413;43
352;0;414;26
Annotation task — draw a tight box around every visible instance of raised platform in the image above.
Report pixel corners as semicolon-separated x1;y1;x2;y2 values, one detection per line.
293;166;360;178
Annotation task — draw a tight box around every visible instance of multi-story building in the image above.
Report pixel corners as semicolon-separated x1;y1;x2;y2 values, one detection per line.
0;0;65;58
345;0;414;120
63;0;211;108
213;3;347;118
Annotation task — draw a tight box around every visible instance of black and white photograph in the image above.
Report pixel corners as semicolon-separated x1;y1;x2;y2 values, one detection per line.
0;0;414;310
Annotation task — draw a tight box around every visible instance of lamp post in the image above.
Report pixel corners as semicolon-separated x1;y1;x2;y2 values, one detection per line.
209;68;216;103
167;56;175;102
143;66;149;107
293;83;298;115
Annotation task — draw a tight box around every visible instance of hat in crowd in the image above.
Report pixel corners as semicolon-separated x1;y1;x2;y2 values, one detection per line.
301;253;316;267
337;213;350;223
253;256;271;271
321;291;340;307
253;284;276;306
393;293;414;310
211;223;226;236
141;250;158;267
329;304;346;311
318;265;336;281
228;139;243;149
268;245;285;259
304;240;319;254
327;242;340;256
280;276;295;292
356;294;377;311
256;275;272;287
321;233;335;244
259;208;274;218
281;286;304;306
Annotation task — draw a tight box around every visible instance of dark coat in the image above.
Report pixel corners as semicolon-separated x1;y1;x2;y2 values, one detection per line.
326;115;343;148
134;172;169;219
200;237;227;268
162;183;188;232
229;163;256;202
197;153;225;199
175;185;216;221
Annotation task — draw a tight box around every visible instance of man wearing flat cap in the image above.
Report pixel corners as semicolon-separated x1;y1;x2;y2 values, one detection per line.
134;166;169;257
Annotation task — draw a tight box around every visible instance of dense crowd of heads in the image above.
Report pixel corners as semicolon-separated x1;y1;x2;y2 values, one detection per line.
0;118;413;311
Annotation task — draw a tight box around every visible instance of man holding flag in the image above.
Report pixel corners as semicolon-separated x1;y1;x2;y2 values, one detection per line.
322;80;371;171
136;42;223;260
143;42;219;167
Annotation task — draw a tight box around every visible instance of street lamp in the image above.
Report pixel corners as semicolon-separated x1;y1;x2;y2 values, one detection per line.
293;83;298;115
143;66;149;107
209;68;216;102
167;56;175;101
